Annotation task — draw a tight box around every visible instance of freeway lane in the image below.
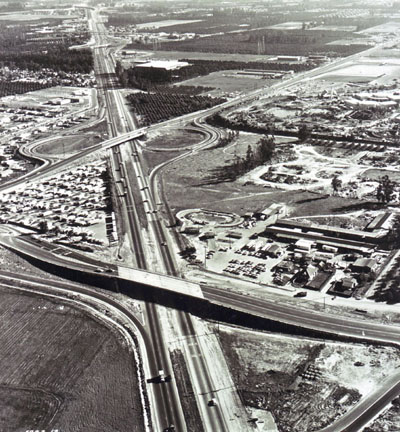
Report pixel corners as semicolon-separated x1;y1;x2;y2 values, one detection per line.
3;230;400;431
89;8;188;431
203;285;400;345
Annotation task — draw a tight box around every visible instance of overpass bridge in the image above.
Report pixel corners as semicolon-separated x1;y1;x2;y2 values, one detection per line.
0;233;204;301
101;128;146;149
118;265;204;299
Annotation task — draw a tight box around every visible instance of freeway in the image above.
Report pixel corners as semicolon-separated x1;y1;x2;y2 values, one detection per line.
110;58;233;432
4;6;400;431
88;7;237;430
3;228;400;348
3;224;400;430
89;8;189;432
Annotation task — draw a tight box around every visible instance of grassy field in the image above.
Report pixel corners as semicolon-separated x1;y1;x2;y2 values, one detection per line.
125;49;280;63
36;133;104;156
35;119;108;157
0;289;144;432
159;132;363;218
144;128;204;150
174;70;274;97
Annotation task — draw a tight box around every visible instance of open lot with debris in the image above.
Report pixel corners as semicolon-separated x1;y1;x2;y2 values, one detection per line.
219;325;400;432
0;288;144;432
363;395;400;431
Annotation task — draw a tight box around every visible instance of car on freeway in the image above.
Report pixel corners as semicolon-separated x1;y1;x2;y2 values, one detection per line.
208;398;218;407
158;369;166;382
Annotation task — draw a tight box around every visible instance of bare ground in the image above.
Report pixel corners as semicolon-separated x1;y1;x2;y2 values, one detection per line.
0;288;144;432
144;128;204;150
218;325;400;432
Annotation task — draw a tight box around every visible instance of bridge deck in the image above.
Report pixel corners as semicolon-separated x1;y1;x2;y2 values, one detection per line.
117;265;204;299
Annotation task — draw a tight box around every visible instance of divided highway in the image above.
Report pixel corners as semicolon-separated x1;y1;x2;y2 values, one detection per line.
3;6;400;432
90;8;188;431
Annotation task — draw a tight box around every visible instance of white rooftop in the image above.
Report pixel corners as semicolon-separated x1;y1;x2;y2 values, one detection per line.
135;60;190;71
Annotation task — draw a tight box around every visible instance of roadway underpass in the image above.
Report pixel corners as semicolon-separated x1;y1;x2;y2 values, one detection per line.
3;233;400;349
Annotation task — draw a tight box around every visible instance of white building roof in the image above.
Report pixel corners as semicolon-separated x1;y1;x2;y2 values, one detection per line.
135;60;190;71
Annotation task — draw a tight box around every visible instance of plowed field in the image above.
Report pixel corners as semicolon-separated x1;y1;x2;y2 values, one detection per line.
0;289;144;432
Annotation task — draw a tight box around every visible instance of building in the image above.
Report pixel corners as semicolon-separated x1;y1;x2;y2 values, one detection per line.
293;265;318;286
267;244;282;258
295;239;314;252
180;223;200;235
306;271;333;291
273;260;297;274
199;231;215;240
351;258;378;273
227;231;242;240
329;277;357;298
133;60;191;82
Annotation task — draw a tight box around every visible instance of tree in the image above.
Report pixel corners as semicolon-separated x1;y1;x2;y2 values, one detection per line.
298;124;311;141
331;175;342;193
245;144;254;169
384;215;400;249
38;220;48;234
376;175;395;203
256;135;275;163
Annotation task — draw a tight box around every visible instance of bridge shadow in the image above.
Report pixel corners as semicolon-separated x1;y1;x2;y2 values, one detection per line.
11;250;387;345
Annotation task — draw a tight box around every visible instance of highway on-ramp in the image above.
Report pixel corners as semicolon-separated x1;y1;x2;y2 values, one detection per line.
4;7;400;431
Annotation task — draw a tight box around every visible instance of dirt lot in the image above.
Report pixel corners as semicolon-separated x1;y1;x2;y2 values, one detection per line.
363;396;400;431
0;288;144;432
218;325;400;432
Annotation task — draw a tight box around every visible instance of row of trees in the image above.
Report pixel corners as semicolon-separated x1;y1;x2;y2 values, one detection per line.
0;47;93;74
127;92;226;126
0;81;52;98
213;130;239;149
